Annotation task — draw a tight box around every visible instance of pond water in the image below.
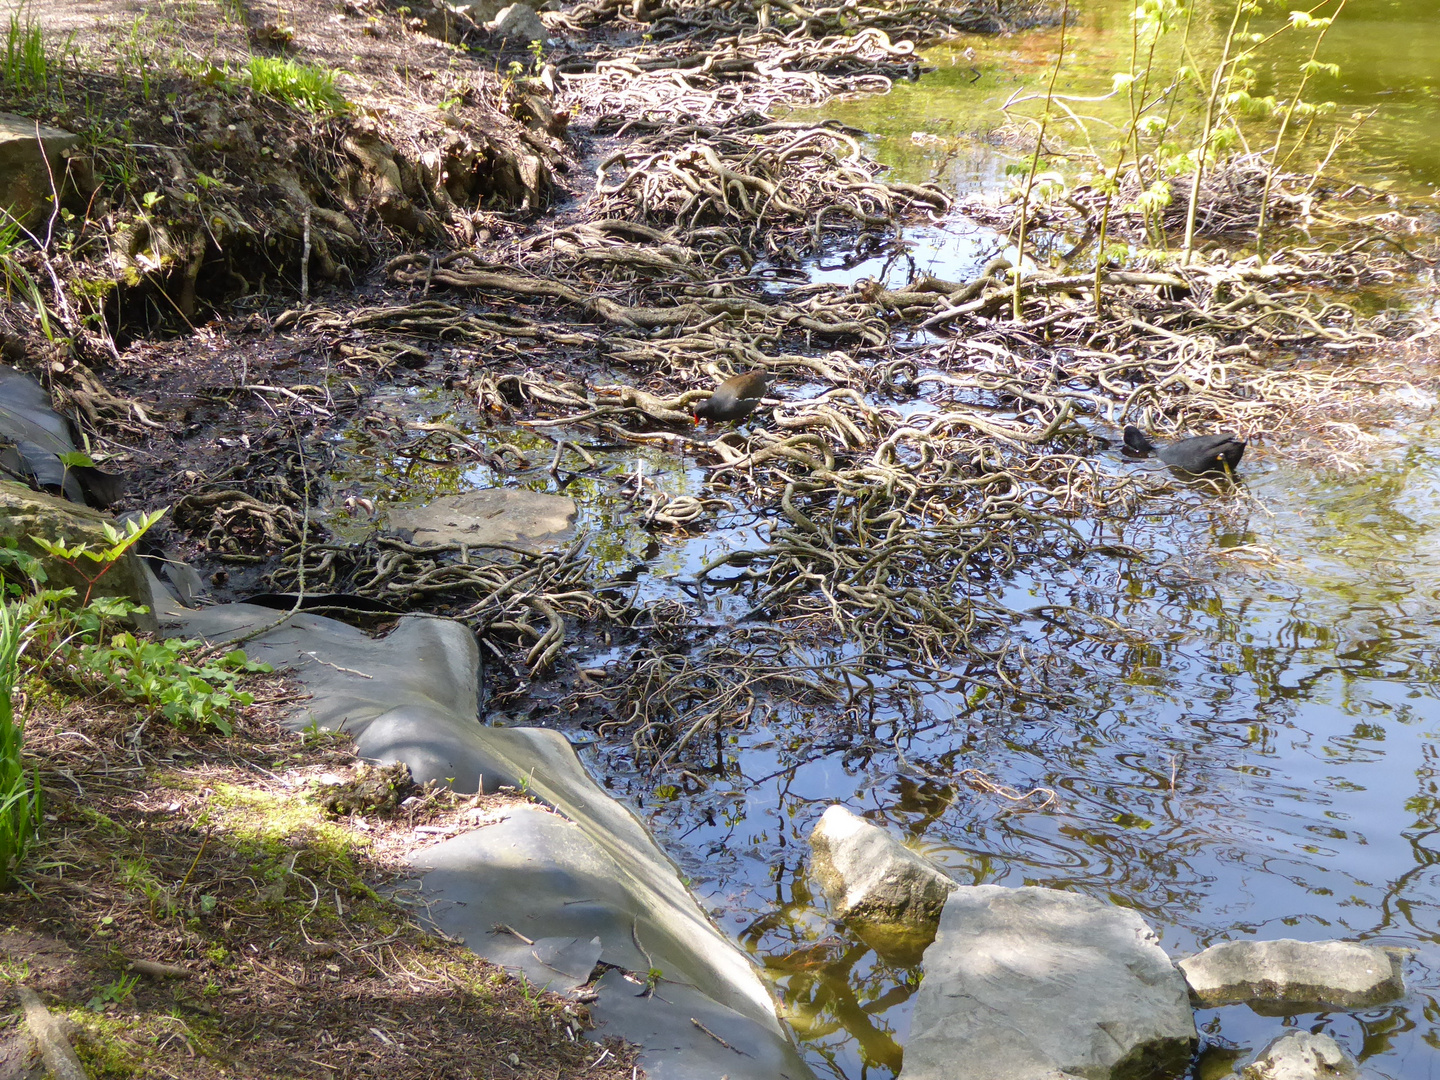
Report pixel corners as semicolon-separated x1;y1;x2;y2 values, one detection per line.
795;0;1440;198
330;5;1440;1077
573;4;1440;1079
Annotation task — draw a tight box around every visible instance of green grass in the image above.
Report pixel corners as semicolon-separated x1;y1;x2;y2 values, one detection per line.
0;601;42;891
0;11;73;98
244;56;346;114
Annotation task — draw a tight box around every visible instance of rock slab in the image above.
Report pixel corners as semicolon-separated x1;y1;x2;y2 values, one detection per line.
1240;1032;1358;1080
0;114;77;227
386;487;576;550
809;805;954;957
1179;939;1405;1010
0;481;156;631
903;885;1197;1080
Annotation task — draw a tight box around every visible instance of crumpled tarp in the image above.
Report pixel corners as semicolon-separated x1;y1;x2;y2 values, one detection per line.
0;366;122;507
156;587;813;1080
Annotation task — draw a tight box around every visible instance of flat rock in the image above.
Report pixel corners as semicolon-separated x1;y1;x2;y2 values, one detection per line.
903;885;1197;1080
1240;1032;1358;1080
1178;939;1405;1010
486;2;547;42
386;487;575;550
0;114;77;227
809;805;954;959
0;481;155;631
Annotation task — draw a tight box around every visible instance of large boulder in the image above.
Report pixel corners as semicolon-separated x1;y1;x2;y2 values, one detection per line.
0;481;156;631
486;2;547;43
903;885;1197;1080
1178;940;1405;1011
1240;1032;1358;1080
385;487;576;552
809;805;955;959
0;114;77;228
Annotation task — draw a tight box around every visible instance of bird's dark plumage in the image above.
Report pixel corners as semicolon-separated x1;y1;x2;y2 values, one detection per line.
1124;425;1245;474
694;370;767;424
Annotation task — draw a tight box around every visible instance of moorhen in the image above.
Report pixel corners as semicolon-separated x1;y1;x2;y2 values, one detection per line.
1124;425;1245;475
693;370;767;424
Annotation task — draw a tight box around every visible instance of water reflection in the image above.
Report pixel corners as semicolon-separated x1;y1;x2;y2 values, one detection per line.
792;0;1440;195
580;427;1440;1079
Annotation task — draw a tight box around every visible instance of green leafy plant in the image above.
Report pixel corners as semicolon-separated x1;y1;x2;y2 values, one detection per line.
72;633;268;735
244;56;347;114
86;971;140;1011
29;508;164;607
14;512;271;735
0;539;45;598
0;599;41;891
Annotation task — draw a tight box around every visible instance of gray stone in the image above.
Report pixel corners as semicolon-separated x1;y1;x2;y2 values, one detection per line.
903;885;1197;1080
0;114;77;228
486;2;547;43
1178;939;1405;1010
447;0;504;20
809;805;955;959
1241;1032;1358;1080
0;481;156;631
154;594;813;1080
385;487;576;551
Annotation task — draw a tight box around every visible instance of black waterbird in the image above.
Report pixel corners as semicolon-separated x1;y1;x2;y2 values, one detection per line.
1123;425;1245;475
693;370;768;424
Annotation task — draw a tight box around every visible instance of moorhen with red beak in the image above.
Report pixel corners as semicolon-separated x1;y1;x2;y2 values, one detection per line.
693;370;767;424
1124;425;1245;475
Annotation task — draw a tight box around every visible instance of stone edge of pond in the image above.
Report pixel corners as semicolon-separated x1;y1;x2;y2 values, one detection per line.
808;803;1406;1080
153;581;813;1080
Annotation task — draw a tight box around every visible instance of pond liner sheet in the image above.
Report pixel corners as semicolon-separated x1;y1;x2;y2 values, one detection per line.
152;579;813;1080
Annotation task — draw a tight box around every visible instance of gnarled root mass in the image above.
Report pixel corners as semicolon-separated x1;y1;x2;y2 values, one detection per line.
69;0;1440;769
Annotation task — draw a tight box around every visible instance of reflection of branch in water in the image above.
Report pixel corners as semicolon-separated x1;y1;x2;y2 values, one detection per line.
958;767;1057;811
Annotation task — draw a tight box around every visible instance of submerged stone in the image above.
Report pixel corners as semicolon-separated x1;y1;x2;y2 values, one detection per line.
1240;1032;1358;1080
809;805;955;960
903;884;1197;1080
1178;939;1406;1011
385;487;576;551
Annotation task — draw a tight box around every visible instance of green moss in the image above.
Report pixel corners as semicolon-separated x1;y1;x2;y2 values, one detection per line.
206;782;380;900
66;1011;148;1078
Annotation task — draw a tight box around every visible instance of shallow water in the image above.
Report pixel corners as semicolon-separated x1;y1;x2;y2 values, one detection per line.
578;4;1440;1078
579;429;1440;1079
332;6;1440;1076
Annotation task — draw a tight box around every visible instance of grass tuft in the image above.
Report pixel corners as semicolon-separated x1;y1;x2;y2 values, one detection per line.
0;601;42;891
0;11;73;98
244;56;346;114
